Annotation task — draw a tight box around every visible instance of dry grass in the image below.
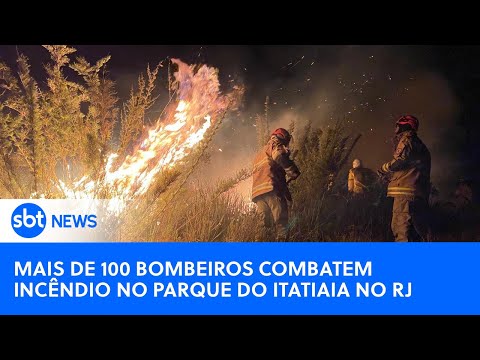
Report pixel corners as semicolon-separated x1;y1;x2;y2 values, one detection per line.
2;46;476;242
115;184;262;242
111;117;399;243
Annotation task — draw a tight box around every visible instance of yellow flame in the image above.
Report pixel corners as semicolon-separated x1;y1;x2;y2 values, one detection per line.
59;99;213;214
43;59;242;215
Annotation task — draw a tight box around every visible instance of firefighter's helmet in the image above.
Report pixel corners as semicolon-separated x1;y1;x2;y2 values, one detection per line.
272;128;292;144
396;115;419;131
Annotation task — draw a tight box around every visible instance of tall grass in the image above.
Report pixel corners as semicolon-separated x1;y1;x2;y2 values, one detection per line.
1;46;476;242
115;180;262;242
116;114;397;242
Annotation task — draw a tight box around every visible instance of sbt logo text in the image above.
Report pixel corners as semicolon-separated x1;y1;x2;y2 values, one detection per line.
11;203;97;238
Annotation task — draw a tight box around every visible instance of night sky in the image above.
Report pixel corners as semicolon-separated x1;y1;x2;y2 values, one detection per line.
1;45;479;198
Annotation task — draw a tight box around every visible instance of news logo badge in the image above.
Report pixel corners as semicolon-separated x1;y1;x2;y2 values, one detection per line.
11;203;47;238
10;201;99;239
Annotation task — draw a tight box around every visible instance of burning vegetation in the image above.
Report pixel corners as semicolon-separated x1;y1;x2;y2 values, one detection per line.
0;45;478;242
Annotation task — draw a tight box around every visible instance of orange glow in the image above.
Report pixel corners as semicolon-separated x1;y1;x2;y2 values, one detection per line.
55;59;241;214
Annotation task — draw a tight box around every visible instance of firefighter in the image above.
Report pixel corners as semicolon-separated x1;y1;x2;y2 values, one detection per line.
346;158;377;236
377;115;431;242
347;158;376;197
251;128;300;241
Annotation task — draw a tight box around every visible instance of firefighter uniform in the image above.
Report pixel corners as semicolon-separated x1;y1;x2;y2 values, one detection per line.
348;166;376;196
252;135;300;241
380;129;431;242
346;160;377;234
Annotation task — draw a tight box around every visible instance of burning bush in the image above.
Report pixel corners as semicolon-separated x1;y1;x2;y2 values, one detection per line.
0;45;393;242
1;45;474;242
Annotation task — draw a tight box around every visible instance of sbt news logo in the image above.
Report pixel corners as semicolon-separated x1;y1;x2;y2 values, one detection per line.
11;203;97;238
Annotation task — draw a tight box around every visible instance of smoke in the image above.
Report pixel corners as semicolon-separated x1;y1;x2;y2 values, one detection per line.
362;71;460;195
0;45;465;201
108;46;462;200
194;46;461;200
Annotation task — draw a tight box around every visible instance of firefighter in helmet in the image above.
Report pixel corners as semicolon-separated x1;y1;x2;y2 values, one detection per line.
377;115;431;242
251;128;300;241
348;158;376;198
346;158;377;235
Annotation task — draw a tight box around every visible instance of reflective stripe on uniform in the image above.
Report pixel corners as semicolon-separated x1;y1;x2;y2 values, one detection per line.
387;185;415;197
252;157;270;172
252;182;274;198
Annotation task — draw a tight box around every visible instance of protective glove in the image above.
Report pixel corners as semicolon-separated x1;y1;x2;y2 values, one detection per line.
376;167;391;184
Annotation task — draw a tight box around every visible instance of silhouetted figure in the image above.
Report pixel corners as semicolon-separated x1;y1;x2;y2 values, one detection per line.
252;128;301;241
348;158;377;199
377;115;431;242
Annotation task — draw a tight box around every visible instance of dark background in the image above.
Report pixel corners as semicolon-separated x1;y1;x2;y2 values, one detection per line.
1;45;479;199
